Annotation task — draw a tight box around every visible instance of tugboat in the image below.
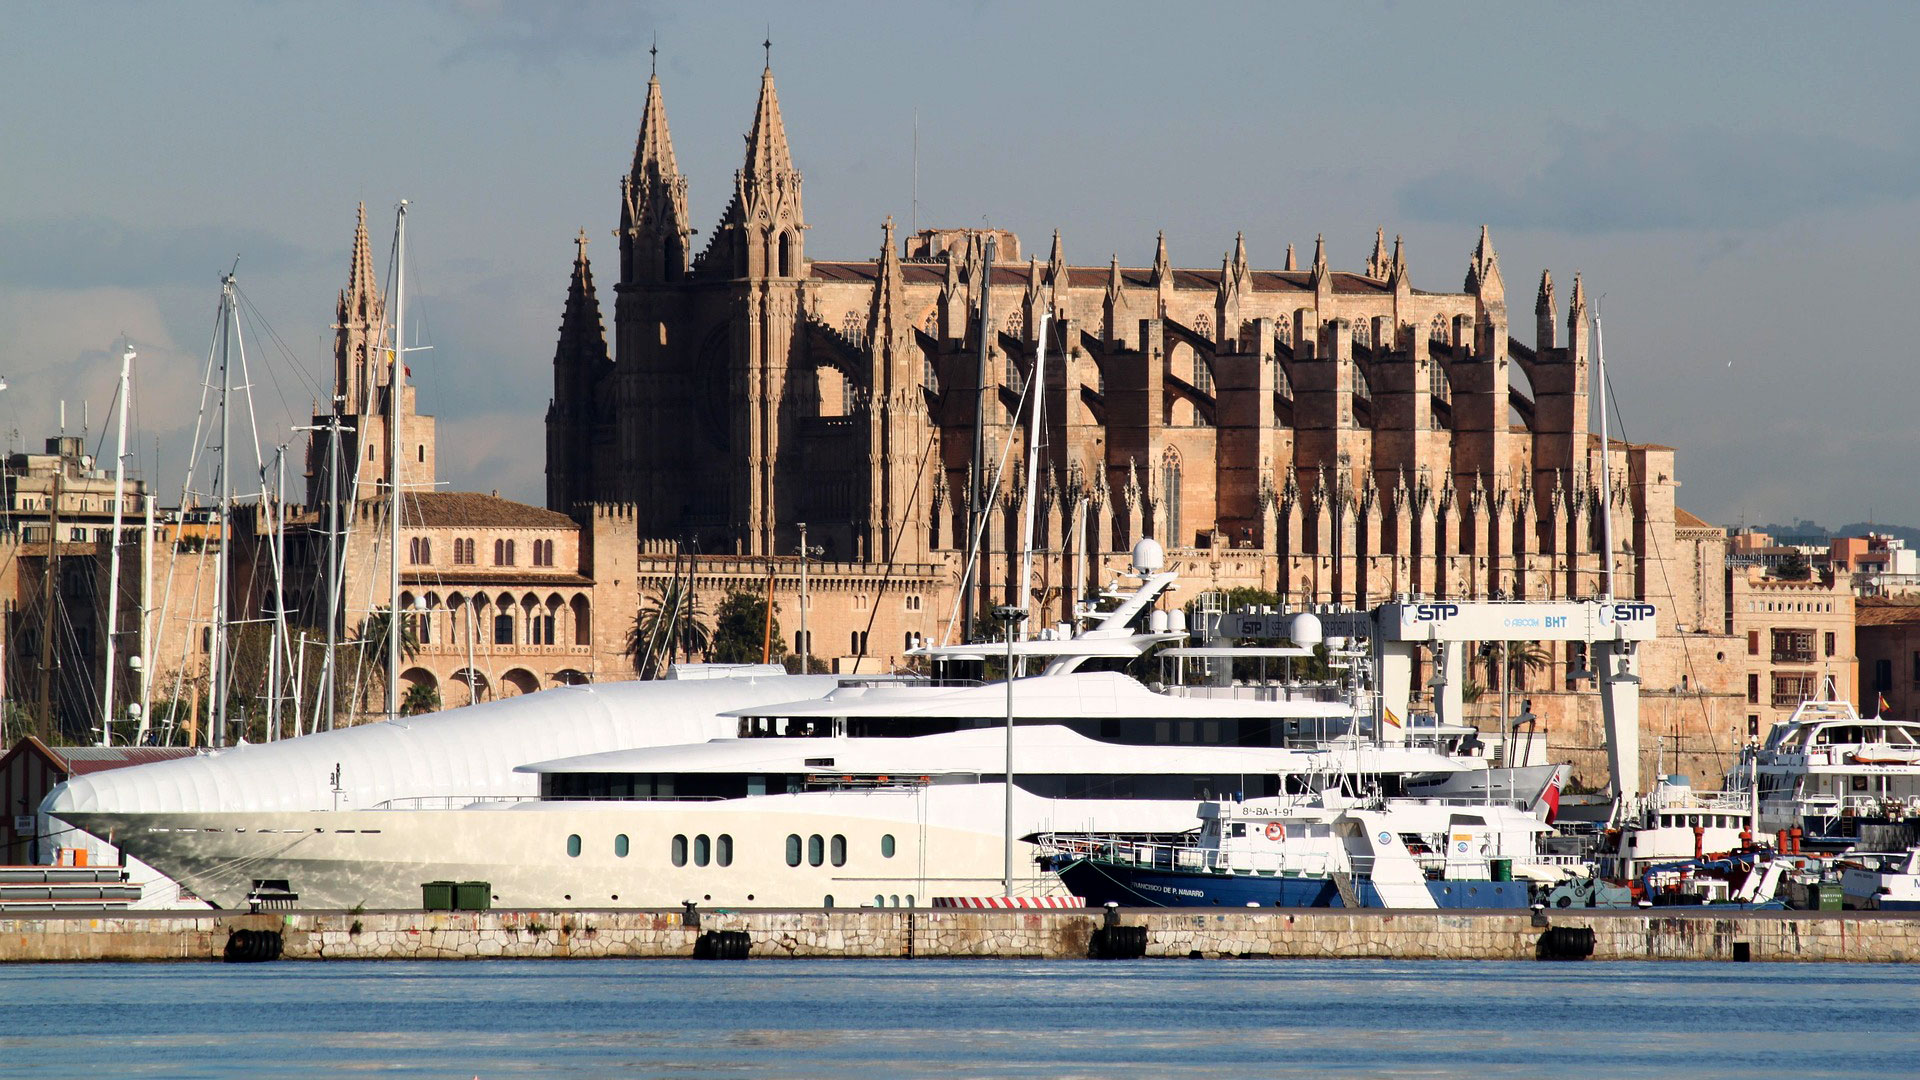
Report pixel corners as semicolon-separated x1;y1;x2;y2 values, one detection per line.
1039;795;1560;909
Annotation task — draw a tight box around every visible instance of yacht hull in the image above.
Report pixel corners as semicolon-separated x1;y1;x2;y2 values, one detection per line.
1049;857;1528;909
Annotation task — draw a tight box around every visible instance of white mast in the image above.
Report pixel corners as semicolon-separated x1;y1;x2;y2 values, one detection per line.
386;201;408;723
136;483;153;743
1016;311;1049;647
210;275;236;747
1593;307;1613;600
99;342;135;745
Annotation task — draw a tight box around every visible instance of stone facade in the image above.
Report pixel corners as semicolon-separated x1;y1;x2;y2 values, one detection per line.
1856;596;1920;721
1727;566;1857;737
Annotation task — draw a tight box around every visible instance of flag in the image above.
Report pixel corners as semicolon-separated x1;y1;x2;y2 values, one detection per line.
1878;693;1892;715
1381;706;1402;729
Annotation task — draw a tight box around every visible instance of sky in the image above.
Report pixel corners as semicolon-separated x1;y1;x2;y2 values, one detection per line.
2;1;1916;528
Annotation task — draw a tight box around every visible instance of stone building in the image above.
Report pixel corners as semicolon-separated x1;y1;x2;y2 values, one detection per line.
1726;565;1857;737
537;59;1742;784
1854;596;1920;721
277;211;638;720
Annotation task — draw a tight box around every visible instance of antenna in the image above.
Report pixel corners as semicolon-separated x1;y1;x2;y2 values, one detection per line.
911;107;919;236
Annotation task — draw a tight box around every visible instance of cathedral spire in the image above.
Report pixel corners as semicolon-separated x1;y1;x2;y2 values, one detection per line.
1309;232;1328;285
729;57;804;278
1284;242;1296;272
1390;234;1406;281
1536;269;1557;350
334;202;386;415
622;66;691;284
1367;227;1388;278
1231;231;1250;283
1106;253;1122;298
868;216;911;364
549;228;611;512
742;59;795;186
1151;230;1170;285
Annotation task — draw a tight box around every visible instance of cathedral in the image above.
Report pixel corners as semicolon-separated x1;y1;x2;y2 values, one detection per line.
545;57;1715;665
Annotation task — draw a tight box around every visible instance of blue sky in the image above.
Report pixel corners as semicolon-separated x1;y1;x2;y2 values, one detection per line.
2;1;1916;526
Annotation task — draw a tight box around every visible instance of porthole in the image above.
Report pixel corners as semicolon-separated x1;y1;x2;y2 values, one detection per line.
881;834;896;858
566;834;581;858
614;834;629;858
808;834;824;867
824;895;834;908
786;834;802;866
671;834;688;867
830;834;847;867
717;834;734;867
694;834;711;867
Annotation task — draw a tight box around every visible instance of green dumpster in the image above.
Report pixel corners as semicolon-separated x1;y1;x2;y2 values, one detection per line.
1489;858;1513;882
455;881;492;911
421;881;456;911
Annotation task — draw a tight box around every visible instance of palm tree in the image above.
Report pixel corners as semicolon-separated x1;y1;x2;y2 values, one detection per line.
358;608;422;672
626;582;711;678
401;682;442;716
1477;640;1551;692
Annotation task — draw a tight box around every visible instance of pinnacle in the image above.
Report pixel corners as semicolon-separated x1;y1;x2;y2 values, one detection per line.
631;72;680;186
742;61;794;181
1284;243;1296;272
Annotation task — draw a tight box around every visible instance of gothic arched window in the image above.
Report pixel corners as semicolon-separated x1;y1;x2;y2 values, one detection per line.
778;232;793;278
1194;313;1212;339
1160;450;1183;548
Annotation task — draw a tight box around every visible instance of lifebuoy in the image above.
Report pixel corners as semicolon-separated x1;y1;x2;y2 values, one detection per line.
1265;823;1284;842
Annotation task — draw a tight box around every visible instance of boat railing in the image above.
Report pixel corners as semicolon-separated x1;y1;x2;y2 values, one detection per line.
1044;835;1344;878
368;795;537;810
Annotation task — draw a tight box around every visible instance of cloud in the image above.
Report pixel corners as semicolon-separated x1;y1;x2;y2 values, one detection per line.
437;0;670;68
0;217;315;290
1397;123;1920;233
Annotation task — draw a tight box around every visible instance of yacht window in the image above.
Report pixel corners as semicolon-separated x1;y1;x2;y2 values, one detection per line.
1231;823;1247;837
874;894;885;908
906;895;915;907
808;834;825;867
671;835;689;867
824;895;834;908
566;834;581;858
717;835;734;867
786;834;802;867
831;835;847;867
614;834;629;858
881;834;896;858
694;835;711;867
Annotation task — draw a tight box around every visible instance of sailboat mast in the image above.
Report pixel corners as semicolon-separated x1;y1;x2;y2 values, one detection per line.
386;201;407;723
211;275;235;747
1593;307;1614;600
963;234;997;637
99;343;134;745
1016;312;1049;646
137;483;153;743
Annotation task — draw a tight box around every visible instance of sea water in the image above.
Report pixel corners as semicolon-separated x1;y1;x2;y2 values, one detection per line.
1;957;1913;1078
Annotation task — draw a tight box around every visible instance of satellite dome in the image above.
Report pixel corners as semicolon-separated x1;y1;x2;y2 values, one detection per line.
1289;611;1323;646
1131;537;1165;573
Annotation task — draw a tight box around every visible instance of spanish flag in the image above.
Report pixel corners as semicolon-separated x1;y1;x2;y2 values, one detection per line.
1878;693;1893;716
1382;706;1402;729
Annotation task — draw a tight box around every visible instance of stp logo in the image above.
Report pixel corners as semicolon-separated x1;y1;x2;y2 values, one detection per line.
1411;603;1460;622
1611;602;1656;622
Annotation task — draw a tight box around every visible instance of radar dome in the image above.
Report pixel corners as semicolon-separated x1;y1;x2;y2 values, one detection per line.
1131;537;1165;573
1289;611;1323;646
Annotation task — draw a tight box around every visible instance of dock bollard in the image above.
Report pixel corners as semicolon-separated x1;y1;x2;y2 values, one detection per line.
681;900;700;929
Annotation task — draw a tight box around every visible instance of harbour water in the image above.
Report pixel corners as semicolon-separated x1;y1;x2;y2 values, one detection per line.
2;957;1914;1078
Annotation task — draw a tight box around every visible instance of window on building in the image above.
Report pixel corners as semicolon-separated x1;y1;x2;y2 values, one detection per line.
531;614;555;646
452;538;474;565
494;613;513;645
1771;629;1815;664
1912;651;1920;683
1772;672;1815;708
793;630;809;656
849;630;868;655
408;537;431;565
1192;353;1212;395
1747;630;1760;656
1877;659;1895;693
494;539;516;566
1160;451;1183;548
1748;715;1760;738
905;594;922;612
1747;673;1759;705
531;539;554;567
1825;632;1836;658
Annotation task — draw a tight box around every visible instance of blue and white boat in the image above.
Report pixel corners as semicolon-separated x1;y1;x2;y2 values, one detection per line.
1041;796;1565;909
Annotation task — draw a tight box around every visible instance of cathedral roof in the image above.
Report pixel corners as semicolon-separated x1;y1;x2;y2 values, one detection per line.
1674;507;1718;531
631;74;679;185
808;260;1393;294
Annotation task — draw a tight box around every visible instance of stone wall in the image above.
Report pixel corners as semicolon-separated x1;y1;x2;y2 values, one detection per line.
6;908;1918;964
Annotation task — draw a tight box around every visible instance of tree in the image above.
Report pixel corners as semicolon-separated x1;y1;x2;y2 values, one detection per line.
357;608;422;670
626;581;711;678
710;590;785;664
401;682;442;716
1477;640;1551;692
1775;550;1812;581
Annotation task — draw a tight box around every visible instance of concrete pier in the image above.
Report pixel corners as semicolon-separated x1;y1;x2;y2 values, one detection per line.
3;908;1918;964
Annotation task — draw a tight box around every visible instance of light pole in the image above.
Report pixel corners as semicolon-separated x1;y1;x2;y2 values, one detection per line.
796;523;822;673
994;604;1027;898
